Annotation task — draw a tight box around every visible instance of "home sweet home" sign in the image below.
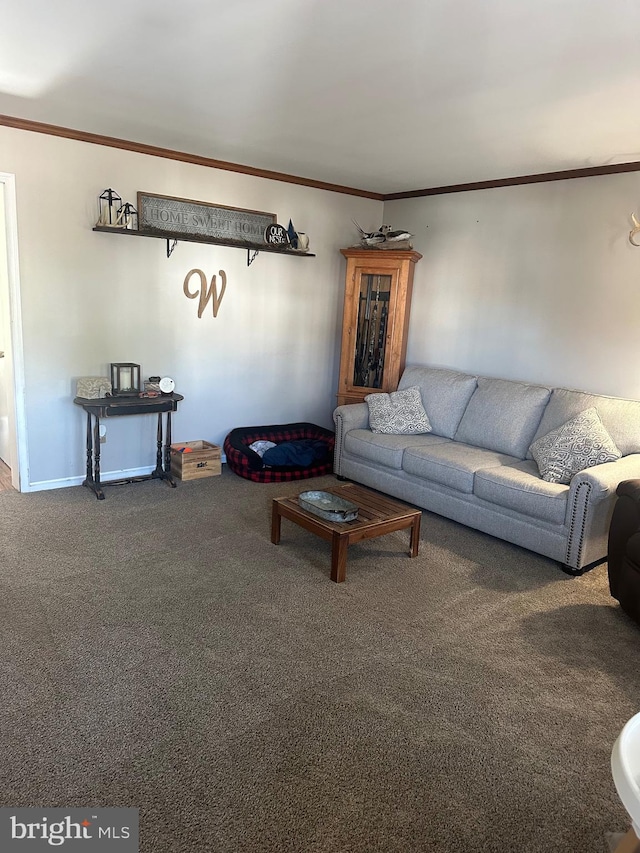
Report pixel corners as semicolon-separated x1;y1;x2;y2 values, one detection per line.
137;192;276;245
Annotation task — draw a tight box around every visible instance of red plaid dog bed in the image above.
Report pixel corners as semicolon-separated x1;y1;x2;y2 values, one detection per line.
223;422;335;483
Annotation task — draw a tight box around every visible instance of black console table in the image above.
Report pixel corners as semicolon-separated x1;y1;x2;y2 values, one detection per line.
73;393;184;500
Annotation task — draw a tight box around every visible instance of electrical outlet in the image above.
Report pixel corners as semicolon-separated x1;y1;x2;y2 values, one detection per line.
100;434;106;444
99;425;107;444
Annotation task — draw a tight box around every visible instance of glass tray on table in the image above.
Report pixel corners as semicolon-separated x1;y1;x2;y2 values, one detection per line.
297;490;359;523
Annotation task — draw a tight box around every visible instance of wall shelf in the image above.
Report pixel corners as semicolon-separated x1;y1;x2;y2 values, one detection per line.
93;225;315;264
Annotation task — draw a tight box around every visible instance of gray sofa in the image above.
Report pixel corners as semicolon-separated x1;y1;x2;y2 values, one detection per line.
333;365;640;573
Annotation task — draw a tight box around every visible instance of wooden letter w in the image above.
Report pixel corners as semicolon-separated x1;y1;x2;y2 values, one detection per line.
183;269;227;318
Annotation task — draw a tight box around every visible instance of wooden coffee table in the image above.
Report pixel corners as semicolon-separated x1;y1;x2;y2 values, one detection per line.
271;482;422;583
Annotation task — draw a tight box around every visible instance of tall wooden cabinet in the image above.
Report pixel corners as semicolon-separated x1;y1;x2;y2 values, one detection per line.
336;248;422;406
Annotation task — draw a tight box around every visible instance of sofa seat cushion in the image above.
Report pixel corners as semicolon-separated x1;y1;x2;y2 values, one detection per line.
474;460;569;524
402;442;519;493
344;430;449;470
454;377;551;458
398;366;478;438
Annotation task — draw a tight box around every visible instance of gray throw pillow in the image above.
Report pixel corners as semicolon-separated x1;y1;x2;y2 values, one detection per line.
529;407;621;484
365;387;432;435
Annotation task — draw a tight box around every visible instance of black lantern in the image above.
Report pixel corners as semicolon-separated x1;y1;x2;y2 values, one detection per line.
97;188;123;227
110;363;141;396
116;202;138;230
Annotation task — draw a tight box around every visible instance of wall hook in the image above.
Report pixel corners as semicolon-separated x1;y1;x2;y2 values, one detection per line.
629;214;640;247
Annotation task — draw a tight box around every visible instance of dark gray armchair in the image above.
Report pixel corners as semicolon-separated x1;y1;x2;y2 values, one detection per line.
608;480;640;626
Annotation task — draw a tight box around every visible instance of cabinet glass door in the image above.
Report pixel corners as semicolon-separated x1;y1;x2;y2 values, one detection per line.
352;273;392;389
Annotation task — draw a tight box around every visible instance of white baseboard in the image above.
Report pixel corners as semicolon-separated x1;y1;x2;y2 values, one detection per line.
24;457;227;492
25;465;157;492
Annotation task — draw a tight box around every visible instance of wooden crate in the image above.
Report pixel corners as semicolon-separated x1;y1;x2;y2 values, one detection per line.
170;440;221;480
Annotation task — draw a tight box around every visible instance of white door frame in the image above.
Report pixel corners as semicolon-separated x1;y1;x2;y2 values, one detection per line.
0;172;28;491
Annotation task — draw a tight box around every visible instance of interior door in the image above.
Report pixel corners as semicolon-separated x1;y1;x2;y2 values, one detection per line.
0;350;7;465
0;183;9;465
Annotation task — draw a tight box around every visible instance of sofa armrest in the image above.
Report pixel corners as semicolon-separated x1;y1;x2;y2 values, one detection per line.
570;455;640;501
333;403;369;476
565;455;640;569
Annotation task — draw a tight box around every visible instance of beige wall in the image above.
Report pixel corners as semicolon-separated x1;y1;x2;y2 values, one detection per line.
6;121;640;492
0;126;381;489
385;175;640;398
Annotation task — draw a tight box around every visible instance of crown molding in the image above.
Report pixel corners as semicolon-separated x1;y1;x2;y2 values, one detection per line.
0;114;383;201
382;161;640;200
2;113;639;201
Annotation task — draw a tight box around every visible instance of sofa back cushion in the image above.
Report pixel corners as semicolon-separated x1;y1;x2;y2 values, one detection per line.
526;388;640;459
454;377;551;458
397;365;477;438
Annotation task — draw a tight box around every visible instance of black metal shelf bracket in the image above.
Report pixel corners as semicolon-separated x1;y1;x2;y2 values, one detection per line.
247;249;259;266
166;238;178;258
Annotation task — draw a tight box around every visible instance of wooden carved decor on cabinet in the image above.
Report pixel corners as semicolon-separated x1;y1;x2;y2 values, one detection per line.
337;248;422;407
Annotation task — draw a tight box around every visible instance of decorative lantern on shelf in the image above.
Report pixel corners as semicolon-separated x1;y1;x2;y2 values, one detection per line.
110;363;141;396
97;188;123;227
116;201;138;231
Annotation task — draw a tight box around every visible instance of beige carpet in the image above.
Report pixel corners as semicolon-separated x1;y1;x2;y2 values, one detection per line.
0;469;638;852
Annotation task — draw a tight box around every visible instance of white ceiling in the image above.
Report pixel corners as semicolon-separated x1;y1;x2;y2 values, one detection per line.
2;0;640;195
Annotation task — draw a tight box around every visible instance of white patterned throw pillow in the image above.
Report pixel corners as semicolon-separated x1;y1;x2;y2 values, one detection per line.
365;386;432;435
529;407;621;484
